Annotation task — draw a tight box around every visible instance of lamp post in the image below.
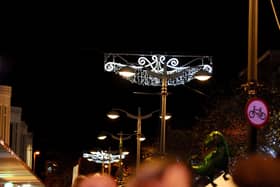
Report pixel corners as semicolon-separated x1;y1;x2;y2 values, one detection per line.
33;151;40;172
97;131;138;185
246;0;259;153
104;53;213;154
242;0;280;153
107;107;164;171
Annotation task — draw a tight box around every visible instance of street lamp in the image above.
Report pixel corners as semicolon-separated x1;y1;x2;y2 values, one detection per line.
160;113;172;120
97;131;142;185
33;150;40;172
104;53;213;154
107;107;163;171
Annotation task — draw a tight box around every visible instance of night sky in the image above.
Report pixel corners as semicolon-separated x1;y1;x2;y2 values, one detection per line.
0;1;279;164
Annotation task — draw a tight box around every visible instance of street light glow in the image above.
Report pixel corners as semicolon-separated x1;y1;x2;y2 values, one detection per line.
194;70;212;81
34;151;40;156
160;113;172;120
122;151;130;155
33;151;40;172
118;67;135;77
107;111;120;119
139;135;146;141
97;135;107;140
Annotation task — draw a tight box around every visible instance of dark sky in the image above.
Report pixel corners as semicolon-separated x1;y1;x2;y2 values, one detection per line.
0;1;279;159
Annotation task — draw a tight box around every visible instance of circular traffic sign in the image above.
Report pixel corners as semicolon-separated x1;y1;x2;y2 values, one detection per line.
245;98;269;128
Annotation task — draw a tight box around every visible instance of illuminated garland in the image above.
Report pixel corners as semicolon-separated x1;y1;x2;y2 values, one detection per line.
104;54;213;86
83;151;128;164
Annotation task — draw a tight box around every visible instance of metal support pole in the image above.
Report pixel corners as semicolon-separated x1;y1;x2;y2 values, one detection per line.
136;107;141;171
111;107;156;168
102;154;105;174
33;153;36;172
108;147;112;175
160;64;168;154
247;0;258;153
119;132;123;184
108;161;111;175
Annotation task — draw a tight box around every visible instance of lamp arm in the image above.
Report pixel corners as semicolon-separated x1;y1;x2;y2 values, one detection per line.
112;108;138;120
112;108;160;120
122;135;133;141
111;134;120;140
270;0;280;31
141;109;161;119
99;131;119;140
102;131;135;141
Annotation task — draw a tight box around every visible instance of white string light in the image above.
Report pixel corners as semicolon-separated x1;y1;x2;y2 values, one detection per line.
104;53;213;86
83;151;127;164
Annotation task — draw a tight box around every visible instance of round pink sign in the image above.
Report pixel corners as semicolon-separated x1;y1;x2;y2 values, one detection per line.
245;98;269;127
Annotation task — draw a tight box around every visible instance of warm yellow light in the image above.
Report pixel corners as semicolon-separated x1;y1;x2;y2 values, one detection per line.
160;114;172;120
119;71;135;77
194;70;212;81
139;136;146;141
34;151;40;156
118;67;135;78
107;111;120;119
195;75;211;81
97;135;107;140
122;151;130;155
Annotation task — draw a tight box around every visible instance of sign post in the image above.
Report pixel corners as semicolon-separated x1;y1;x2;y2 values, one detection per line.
245;98;269;128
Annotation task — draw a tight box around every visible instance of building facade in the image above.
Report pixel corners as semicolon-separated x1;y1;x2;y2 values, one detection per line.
10;106;33;168
0;85;12;146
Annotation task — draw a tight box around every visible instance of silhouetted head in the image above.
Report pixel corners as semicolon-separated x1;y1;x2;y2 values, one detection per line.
72;175;87;187
232;154;280;187
78;173;117;187
127;156;192;187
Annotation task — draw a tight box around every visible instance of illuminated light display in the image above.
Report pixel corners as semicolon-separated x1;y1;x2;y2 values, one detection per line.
83;151;128;164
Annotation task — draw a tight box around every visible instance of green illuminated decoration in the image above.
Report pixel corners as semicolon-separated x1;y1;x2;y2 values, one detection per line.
189;130;230;187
